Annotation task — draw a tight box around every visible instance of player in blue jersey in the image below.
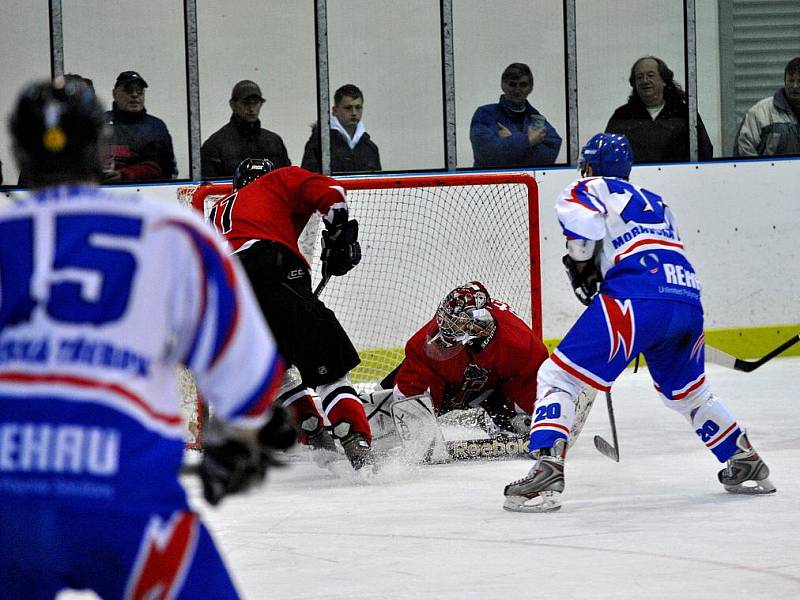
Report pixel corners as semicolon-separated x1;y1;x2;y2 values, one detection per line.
0;78;293;598
503;133;776;513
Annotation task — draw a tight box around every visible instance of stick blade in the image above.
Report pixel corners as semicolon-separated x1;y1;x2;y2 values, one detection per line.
704;345;738;370
593;434;619;462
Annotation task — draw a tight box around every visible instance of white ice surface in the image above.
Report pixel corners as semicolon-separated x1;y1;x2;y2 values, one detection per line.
61;358;800;599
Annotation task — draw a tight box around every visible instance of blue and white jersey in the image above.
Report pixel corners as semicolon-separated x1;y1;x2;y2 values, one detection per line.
0;185;283;512
556;176;701;306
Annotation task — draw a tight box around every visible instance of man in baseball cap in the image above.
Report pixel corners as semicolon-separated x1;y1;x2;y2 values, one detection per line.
230;80;264;103
114;70;148;89
103;70;177;182
201;79;291;178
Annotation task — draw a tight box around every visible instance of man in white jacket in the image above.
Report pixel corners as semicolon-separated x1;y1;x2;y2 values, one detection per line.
734;56;800;157
301;84;382;174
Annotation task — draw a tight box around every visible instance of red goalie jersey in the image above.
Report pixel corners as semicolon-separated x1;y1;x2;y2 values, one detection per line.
209;165;347;265
394;299;549;416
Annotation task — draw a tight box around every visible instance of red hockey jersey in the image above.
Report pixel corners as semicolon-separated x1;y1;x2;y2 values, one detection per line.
394;300;549;415
209;166;347;265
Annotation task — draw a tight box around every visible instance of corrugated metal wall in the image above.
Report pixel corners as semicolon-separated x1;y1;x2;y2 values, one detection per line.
719;0;800;153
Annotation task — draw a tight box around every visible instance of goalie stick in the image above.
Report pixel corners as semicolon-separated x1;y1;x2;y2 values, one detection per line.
705;333;800;373
593;391;619;462
442;433;529;462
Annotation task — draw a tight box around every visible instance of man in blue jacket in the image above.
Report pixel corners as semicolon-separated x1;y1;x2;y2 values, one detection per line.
102;71;177;182
470;63;562;168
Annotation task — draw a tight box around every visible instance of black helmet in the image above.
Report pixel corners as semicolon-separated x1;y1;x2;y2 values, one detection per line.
10;76;106;185
232;158;275;191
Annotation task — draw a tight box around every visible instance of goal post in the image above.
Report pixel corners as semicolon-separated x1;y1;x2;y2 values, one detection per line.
177;172;540;442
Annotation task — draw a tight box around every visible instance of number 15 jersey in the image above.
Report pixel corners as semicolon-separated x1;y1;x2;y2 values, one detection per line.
0;185;282;513
557;176;702;307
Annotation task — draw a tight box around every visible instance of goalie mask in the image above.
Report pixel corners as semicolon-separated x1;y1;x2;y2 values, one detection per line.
428;281;497;356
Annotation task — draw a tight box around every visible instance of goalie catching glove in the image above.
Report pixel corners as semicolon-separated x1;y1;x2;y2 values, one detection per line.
199;405;296;506
563;254;602;306
321;219;361;277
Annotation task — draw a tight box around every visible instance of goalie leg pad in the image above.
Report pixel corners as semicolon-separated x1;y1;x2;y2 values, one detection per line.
390;395;448;463
361;391;447;462
361;389;398;441
569;387;597;449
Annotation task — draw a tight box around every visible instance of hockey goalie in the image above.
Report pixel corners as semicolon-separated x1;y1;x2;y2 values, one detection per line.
361;281;596;462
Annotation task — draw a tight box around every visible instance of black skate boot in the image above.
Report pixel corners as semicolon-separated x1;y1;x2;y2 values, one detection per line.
340;432;375;471
718;432;776;494
503;438;566;513
301;416;337;453
299;415;338;467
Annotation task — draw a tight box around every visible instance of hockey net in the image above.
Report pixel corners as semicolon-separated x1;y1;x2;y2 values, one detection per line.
176;173;540;447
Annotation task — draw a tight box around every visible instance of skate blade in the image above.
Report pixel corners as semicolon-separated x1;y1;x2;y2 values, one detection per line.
502;491;562;513
724;477;777;495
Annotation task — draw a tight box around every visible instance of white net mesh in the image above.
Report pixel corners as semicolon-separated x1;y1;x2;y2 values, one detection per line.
176;174;539;441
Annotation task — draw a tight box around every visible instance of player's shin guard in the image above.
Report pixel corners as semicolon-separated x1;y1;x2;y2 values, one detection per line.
686;392;742;462
528;388;575;451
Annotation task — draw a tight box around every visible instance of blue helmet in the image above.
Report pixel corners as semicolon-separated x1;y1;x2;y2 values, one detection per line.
579;133;633;179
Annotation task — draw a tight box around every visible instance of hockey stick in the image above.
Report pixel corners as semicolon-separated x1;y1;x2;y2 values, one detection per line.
314;274;331;297
593;391;619;462
705;333;800;373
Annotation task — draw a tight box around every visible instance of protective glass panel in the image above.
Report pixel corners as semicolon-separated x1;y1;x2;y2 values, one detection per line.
62;0;187;181
327;0;444;172
0;2;51;187
575;0;704;165
453;0;567;169
197;1;316;179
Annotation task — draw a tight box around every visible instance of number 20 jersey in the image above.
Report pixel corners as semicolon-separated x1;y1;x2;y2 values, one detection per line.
0;185;283;513
557;176;702;307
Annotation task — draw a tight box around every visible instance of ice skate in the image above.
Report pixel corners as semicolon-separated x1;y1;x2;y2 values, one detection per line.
503;439;566;513
340;432;376;471
718;432;776;495
306;427;339;467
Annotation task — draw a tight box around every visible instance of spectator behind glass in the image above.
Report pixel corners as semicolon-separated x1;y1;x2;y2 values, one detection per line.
102;70;177;182
469;62;562;168
301;84;382;174
201;80;291;178
605;56;713;163
734;57;800;157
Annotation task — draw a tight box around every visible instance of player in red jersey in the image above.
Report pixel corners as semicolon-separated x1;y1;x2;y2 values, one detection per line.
208;158;374;470
366;282;550;450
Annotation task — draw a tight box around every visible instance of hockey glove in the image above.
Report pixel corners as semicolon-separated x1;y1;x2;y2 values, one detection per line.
563;254;602;306
199;407;295;506
257;405;297;455
199;422;266;506
321;219;361;277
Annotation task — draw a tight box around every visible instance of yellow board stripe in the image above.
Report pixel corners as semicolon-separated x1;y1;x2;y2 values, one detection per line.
353;325;800;383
